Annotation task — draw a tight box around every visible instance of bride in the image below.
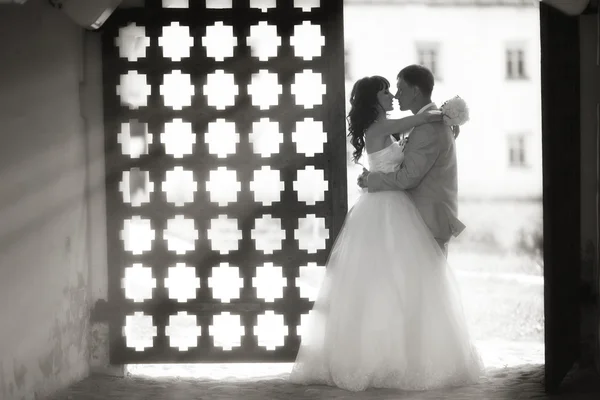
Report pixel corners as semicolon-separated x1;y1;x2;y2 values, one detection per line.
289;75;484;392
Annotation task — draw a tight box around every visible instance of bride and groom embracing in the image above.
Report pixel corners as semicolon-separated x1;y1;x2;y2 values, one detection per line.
288;64;485;392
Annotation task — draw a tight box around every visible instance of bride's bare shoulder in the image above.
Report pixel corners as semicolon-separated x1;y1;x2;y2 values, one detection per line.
365;120;387;137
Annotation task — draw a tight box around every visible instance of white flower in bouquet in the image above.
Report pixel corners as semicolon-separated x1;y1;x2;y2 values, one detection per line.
440;96;470;126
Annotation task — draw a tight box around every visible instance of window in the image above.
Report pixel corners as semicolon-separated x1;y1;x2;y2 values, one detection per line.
508;134;528;167
506;45;527;80
416;43;440;79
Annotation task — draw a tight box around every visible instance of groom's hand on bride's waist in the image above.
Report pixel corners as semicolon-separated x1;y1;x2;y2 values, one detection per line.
357;168;369;189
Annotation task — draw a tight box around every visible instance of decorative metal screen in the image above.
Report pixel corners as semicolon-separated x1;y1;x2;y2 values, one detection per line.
102;0;347;364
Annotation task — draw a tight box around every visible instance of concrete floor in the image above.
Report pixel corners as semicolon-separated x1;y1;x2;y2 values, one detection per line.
45;363;600;400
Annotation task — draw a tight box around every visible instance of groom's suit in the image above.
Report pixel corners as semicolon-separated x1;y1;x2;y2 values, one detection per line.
367;103;465;257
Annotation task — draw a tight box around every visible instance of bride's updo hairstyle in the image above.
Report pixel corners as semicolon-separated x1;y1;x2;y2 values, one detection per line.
347;75;390;163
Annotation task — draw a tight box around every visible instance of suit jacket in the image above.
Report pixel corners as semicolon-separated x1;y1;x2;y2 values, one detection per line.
367;105;466;242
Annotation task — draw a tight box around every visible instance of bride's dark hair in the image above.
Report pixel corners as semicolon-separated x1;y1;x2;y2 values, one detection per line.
347;75;390;163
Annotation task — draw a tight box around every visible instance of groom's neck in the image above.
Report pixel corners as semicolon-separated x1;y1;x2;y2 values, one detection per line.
410;98;433;114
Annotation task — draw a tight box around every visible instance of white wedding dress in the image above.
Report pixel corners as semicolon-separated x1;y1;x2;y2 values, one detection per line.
289;137;484;392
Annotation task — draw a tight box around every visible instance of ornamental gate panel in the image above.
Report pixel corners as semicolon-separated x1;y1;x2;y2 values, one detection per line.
102;0;347;363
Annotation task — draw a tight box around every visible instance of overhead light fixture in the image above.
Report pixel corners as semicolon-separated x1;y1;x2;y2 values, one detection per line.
48;0;122;29
539;0;590;16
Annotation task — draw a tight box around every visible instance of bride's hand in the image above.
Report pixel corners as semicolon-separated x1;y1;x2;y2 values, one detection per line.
451;125;460;138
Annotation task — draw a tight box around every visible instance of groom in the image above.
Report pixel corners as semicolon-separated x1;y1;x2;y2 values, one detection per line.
358;64;465;258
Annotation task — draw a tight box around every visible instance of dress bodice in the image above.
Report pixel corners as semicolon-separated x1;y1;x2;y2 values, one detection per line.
367;139;405;173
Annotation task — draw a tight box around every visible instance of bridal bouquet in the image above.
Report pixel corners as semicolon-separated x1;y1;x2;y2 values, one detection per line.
440;96;469;126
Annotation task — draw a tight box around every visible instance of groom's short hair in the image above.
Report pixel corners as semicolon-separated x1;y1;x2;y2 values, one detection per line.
397;65;434;98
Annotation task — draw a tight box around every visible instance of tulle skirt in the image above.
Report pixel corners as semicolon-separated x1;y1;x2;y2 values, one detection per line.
289;191;484;392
